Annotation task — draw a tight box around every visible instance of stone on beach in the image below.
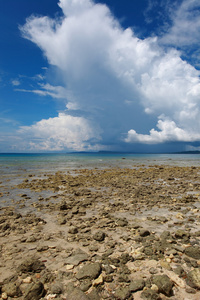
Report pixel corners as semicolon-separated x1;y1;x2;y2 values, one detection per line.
17;257;45;274
66;248;89;266
151;274;174;296
23;282;45;300
76;262;102;280
187;268;200;289
93;231;106;241
185;246;200;259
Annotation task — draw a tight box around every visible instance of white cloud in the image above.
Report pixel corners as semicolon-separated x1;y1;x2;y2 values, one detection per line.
18;112;101;151
12;79;20;86
0;117;18;125
140;49;200;120
125;117;200;144
17;0;200;151
161;0;200;47
15;83;67;99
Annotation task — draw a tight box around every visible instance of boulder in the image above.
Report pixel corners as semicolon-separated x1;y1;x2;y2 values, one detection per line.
66;249;89;266
187;268;200;289
65;285;89;300
152;274;173;296
185;246;200;260
24;282;45;300
76;263;101;280
141;288;161;300
114;287;132;300
17;257;45;274
129;279;145;292
1;282;22;297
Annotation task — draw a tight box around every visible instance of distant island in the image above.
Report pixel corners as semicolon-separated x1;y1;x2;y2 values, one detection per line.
66;150;200;155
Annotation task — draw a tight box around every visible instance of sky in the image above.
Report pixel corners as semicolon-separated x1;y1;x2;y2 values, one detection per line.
0;0;200;153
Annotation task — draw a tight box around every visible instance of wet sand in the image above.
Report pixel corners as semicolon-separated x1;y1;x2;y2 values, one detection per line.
0;165;200;299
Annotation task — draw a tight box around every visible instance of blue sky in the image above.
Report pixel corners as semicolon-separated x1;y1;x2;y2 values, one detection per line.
1;0;200;152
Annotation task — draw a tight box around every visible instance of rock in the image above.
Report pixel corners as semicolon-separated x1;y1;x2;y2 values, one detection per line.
156;216;168;223
118;273;130;283
57;216;66;225
93;274;104;286
50;282;63;294
93;231;105;241
87;288;101;300
22;276;32;283
0;223;10;232
104;274;113;282
149;267;158;274
172;244;185;253
174;265;186;278
89;244;99;252
185;286;197;294
151;274;173;296
129;279;145;292
76;262;101;280
151;284;159;292
17;257;45;273
164;270;185;288
187;268;200;289
66;249;89;266
26;236;37;243
174;230;190;240
79;279;92;292
139;229;150;237
68;226;78;234
65;282;75;294
160;260;172;271
141;288;161;300
185;246;200;259
143;246;154;256
1;292;8;300
132;223;141;229
71;206;79;214
24;282;45;300
40;270;55;284
66;264;74;270
2;275;18;284
120;253;133;264
116;218;128;227
37;245;49;252
66;287;89;300
103;264;114;274
191;259;198;268
114;287;132;300
160;231;171;240
1;282;22;297
59;200;68;210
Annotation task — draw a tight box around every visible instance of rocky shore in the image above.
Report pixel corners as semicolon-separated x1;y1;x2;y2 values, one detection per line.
0;165;200;299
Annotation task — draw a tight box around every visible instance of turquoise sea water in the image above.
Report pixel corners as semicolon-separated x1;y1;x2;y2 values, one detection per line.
0;152;200;174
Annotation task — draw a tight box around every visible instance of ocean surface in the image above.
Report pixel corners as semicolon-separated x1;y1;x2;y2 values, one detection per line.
0;152;200;175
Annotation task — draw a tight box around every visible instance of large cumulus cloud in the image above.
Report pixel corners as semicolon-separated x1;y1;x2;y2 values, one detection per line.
19;0;200;151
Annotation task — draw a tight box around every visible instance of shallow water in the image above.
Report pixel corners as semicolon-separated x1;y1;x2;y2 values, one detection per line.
1;152;200;174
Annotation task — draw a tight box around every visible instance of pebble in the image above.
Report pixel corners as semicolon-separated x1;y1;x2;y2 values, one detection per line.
22;277;32;283
1;293;8;300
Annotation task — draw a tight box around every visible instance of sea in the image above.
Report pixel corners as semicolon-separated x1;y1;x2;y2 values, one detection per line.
0;152;200;175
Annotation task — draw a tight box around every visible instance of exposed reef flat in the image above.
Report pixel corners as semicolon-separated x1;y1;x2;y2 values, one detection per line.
0;165;200;299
